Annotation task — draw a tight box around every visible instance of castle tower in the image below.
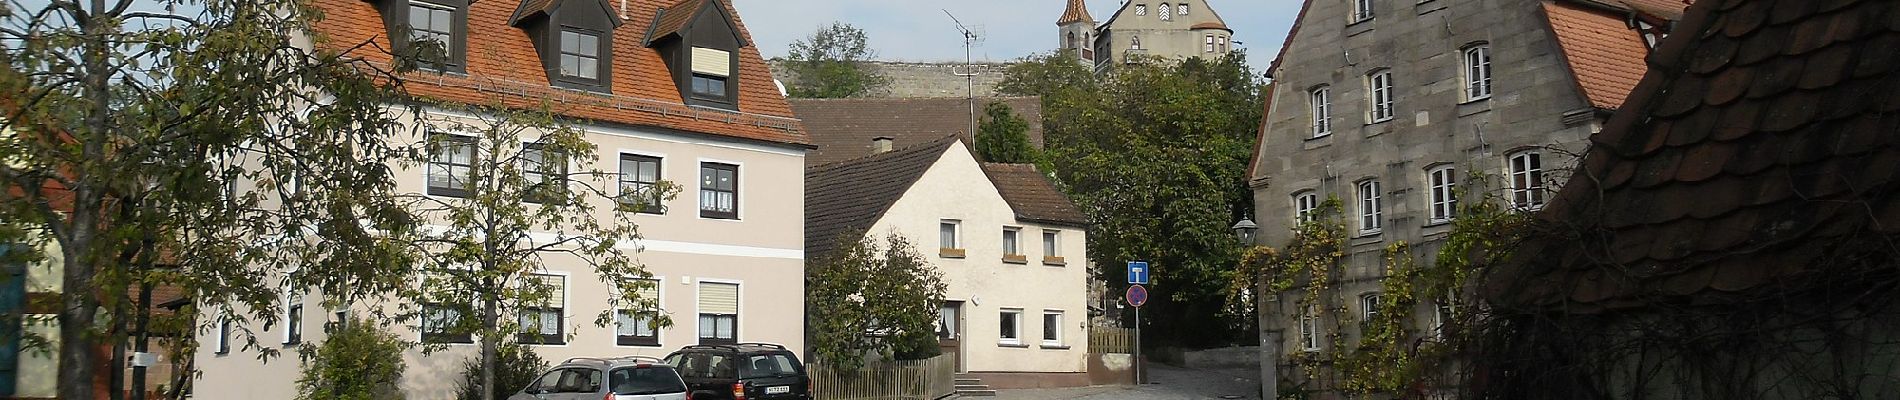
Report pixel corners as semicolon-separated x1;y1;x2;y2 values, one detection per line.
1057;0;1095;62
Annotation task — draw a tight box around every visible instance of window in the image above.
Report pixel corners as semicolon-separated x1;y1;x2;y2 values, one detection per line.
529;368;602;395
1178;4;1189;15
1205;35;1216;52
406;1;464;71
615;278;663;346
1042;311;1065;347
559;29;602;80
1003;228;1022;257
1159;3;1172;20
689;47;734;103
517;274;566;345
1432;300;1455;338
699;162;738;219
940;220;962;251
1358;180;1383;233
427;133;476;198
619;154;664;213
1429;166;1457;222
1368;70;1394;123
1298;305;1321;351
1464;45;1493;101
1043;230;1063;265
216;318;230;354
1218;36;1229;52
738;354;803;379
1293;191;1320;222
284;289;303;345
698;282;739;345
1510;152;1546;209
610;366;689;396
421;303;472;344
1131;36;1142;50
1135;4;1147;16
999;309;1023;345
937;304;959;339
1310;87;1332;137
1361;293;1382;321
521;143;566;203
1353;0;1375;22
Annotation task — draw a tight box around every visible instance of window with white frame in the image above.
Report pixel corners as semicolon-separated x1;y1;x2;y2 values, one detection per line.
1310;86;1332;137
1042;310;1065;346
615;278;662;346
940;220;962;250
421;303;472;344
999;309;1023;345
1131;35;1142;50
517;274;566;345
216;318;231;354
1353;0;1375;22
284;283;303;345
1429;166;1458;222
1294;191;1320;222
619;154;664;213
521;143;567;204
1510;152;1546;209
426;133;476;198
1361;293;1382;321
1357;180;1382;234
698;282;740;345
1205;35;1215;53
1298;305;1321;351
1004;228;1022;256
1368;70;1394;123
1135;4;1147;16
1159;2;1172;20
1464;45;1493;101
699;162;738;219
1432;299;1455;338
1043;230;1062;262
1178;3;1189;15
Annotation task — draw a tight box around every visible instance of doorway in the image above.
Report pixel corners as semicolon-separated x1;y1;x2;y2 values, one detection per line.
937;301;964;372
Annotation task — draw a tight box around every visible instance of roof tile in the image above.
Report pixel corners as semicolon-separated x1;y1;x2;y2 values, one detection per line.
1544;1;1664;110
791;97;1044;167
980;163;1089;227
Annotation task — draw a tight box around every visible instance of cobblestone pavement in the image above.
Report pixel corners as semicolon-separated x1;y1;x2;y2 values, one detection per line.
990;364;1260;400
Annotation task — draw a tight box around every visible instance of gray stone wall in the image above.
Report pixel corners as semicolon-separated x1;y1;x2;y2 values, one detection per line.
1249;0;1605;395
768;60;1008;98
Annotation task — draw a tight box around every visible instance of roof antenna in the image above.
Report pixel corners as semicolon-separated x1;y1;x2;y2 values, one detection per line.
945;9;985;147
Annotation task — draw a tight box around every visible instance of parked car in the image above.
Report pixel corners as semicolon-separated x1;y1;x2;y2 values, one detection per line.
510;356;693;400
663;343;811;400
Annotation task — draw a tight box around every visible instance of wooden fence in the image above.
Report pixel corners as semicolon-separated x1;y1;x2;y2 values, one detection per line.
1091;327;1134;354
808;355;956;400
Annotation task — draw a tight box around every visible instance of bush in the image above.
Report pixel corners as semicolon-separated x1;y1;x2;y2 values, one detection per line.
455;342;549;400
295;318;408;400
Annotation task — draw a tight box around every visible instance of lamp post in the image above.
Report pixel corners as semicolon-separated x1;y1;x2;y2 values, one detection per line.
1231;219;1258;245
1231;217;1273;399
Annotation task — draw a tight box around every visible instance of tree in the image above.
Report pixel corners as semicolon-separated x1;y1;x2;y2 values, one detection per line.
295;318;408;400
0;2;422;398
1026;54;1265;348
974;102;1038;164
995;50;1099;99
784;22;888;98
807;234;947;371
455;343;548;400
398;102;675;400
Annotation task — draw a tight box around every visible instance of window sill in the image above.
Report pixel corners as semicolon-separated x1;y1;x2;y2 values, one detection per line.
1305;133;1333;142
616;339;663;347
1043;257;1067;266
940;248;966;259
1423;219;1452;228
998;342;1030;348
1040;344;1070;350
1356;230;1383;239
1003;255;1028;264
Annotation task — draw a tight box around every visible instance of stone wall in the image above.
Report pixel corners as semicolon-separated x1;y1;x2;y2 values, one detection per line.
769;60;1009;98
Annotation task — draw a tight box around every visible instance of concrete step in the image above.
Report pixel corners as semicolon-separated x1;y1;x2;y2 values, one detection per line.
955;389;998;397
954;378;981;384
955;384;992;390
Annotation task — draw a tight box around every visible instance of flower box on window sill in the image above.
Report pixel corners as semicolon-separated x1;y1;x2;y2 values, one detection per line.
1043;256;1067;266
1002;254;1028;264
940;248;966;258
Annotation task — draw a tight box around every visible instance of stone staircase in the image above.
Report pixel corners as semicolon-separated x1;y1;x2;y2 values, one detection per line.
954;374;996;397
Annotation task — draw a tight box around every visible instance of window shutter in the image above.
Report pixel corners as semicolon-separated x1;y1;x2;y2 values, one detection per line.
699;282;738;315
691;47;732;77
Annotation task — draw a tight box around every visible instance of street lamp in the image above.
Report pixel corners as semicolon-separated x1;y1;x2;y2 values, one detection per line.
1231;218;1258;245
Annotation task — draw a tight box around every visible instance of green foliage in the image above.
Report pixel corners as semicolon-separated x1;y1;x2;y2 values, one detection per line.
973;102;1038;163
0;1;425;397
785;22;889;98
456;342;548;400
1023;53;1265;347
995;50;1099;98
296;319;409;400
807;234;948;370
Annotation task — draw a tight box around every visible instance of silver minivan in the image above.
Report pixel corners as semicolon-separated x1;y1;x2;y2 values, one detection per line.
510;356;693;400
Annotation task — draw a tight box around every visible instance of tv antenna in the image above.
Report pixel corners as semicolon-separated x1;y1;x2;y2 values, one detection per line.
945;9;985;145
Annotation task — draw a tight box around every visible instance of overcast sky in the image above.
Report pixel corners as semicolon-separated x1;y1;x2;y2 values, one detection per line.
727;0;1300;69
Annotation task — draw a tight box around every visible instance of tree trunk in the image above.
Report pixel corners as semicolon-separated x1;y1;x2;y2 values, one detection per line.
61;1;114;398
480;294;498;400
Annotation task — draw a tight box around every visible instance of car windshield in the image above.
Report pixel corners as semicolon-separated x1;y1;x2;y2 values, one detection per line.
668;353;734;379
610;367;686;395
737;354;802;379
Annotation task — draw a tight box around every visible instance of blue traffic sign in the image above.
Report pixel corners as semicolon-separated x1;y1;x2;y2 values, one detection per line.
1127;284;1149;307
1127;261;1150;285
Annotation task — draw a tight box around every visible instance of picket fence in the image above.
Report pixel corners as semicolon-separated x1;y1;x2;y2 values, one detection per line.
807;355;956;400
1091;327;1135;354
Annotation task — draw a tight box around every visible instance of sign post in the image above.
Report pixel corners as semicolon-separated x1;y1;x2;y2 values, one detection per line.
1126;261;1150;385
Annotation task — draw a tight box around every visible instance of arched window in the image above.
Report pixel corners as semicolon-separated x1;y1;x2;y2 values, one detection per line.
1131;36;1142;50
1159;3;1173;20
1463;43;1493;101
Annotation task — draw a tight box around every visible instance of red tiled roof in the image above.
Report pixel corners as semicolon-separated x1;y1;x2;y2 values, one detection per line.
648;0;706;44
1543;1;1657;110
308;0;808;146
1190;22;1230;31
1492;0;1900;312
979;163;1088;227
1058;0;1092;25
804;136;959;259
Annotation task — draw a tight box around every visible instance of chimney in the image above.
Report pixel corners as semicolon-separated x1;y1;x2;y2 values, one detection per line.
872;137;894;154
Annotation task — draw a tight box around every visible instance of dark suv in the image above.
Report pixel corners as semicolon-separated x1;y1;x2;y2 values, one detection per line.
663;343;810;400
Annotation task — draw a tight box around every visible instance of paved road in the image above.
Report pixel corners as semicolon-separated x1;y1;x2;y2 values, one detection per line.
991;364;1260;400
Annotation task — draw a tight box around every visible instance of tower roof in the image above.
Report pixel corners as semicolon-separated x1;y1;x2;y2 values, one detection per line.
1058;0;1092;25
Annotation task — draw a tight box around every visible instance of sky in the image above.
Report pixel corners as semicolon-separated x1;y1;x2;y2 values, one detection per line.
727;0;1302;69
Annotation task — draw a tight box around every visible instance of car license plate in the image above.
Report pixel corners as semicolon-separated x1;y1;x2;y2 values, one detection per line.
765;386;790;395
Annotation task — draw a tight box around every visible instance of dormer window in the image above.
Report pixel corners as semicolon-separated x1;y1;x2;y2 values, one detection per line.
646;0;747;110
510;0;622;92
367;0;468;73
690;47;733;102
